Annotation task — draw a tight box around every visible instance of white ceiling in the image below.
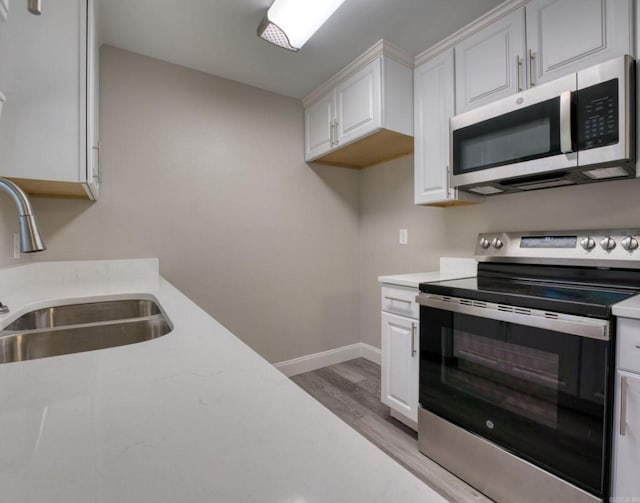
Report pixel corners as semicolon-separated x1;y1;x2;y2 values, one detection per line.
100;0;503;99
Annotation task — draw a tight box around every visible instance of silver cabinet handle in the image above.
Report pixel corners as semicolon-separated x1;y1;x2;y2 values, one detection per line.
411;322;417;357
329;120;335;147
333;119;339;146
559;91;572;153
528;49;536;87
28;0;42;15
384;296;411;304
636;344;640;349
620;375;628;436
515;55;522;92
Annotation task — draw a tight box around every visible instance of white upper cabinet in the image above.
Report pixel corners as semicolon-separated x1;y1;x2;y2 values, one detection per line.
304;93;335;161
335;59;382;146
414;49;480;206
453;0;632;114
415;50;452;205
526;0;632;86
455;9;526;114
303;40;414;169
0;0;100;199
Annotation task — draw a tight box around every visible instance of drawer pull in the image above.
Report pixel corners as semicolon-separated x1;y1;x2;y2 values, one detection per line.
636;344;640;349
384;296;411;305
411;322;417;357
620;375;628;436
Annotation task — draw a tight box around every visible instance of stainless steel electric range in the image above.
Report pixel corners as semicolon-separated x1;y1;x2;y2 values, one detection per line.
416;229;640;503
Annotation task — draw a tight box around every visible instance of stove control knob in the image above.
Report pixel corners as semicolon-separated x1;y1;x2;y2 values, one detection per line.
600;236;617;251
479;238;491;249
580;237;596;251
491;238;504;249
622;236;639;251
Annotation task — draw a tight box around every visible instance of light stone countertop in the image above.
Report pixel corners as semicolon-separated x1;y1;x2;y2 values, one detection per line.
0;259;447;503
378;257;477;288
612;294;640;319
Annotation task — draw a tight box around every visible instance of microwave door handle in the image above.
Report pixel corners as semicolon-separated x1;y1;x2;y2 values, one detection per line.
560;91;573;153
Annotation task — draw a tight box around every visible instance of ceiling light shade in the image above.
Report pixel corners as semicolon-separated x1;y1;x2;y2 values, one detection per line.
258;0;346;52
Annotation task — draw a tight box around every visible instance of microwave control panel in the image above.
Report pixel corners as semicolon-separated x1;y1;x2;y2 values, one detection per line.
576;79;619;151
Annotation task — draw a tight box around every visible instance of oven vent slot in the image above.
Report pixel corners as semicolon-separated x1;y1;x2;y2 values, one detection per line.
544;312;559;319
472;301;487;309
442;296;452;303
497;305;532;315
459;299;473;306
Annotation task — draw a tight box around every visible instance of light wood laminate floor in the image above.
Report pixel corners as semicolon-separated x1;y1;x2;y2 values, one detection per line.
291;358;492;503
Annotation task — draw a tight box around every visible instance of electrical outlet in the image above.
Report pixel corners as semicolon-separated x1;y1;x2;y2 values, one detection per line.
399;229;408;245
13;233;20;259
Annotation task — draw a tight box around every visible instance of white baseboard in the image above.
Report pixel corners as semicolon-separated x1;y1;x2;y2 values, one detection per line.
359;342;381;365
275;342;381;377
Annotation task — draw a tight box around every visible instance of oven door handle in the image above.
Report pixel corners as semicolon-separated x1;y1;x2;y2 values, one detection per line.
416;293;610;341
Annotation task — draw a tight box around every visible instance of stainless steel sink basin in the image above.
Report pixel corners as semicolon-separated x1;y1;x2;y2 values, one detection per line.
4;299;161;331
0;298;172;364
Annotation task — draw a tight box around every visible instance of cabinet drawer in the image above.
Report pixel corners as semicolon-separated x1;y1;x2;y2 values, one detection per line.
617;318;640;374
381;285;418;319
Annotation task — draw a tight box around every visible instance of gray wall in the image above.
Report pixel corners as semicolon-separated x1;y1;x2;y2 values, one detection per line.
27;46;362;363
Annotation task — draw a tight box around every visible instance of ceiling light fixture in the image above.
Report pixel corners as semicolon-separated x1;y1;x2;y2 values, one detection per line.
257;0;346;52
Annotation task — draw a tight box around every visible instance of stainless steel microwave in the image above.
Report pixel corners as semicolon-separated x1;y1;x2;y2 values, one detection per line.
450;55;635;195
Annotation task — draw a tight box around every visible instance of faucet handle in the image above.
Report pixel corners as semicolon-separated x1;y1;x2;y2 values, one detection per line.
0;302;9;315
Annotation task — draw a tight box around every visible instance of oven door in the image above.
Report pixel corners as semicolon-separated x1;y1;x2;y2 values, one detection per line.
450;73;577;191
417;294;612;498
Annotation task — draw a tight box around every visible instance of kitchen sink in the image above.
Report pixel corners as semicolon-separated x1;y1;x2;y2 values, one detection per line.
3;299;161;331
0;298;172;364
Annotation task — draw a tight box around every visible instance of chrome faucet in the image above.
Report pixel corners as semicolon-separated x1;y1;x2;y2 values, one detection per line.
0;178;45;253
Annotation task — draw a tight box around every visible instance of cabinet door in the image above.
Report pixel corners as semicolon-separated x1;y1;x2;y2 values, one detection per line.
414;50;455;205
455;9;526;114
526;0;631;87
304;92;334;161
613;370;640;499
0;0;87;183
335;58;382;146
381;312;419;424
85;0;100;199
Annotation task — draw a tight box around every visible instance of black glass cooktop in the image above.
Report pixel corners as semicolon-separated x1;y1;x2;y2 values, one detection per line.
419;263;640;318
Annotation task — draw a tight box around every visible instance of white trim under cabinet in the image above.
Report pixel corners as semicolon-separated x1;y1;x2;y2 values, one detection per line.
414;49;480;206
303;39;414;169
0;0;100;199
380;284;420;430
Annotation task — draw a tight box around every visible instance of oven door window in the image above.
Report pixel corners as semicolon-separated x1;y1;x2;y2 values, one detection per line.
419;306;609;497
452;97;562;175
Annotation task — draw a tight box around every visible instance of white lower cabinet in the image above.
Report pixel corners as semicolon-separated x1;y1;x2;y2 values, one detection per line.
613;317;640;499
613;370;640;498
380;285;419;429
